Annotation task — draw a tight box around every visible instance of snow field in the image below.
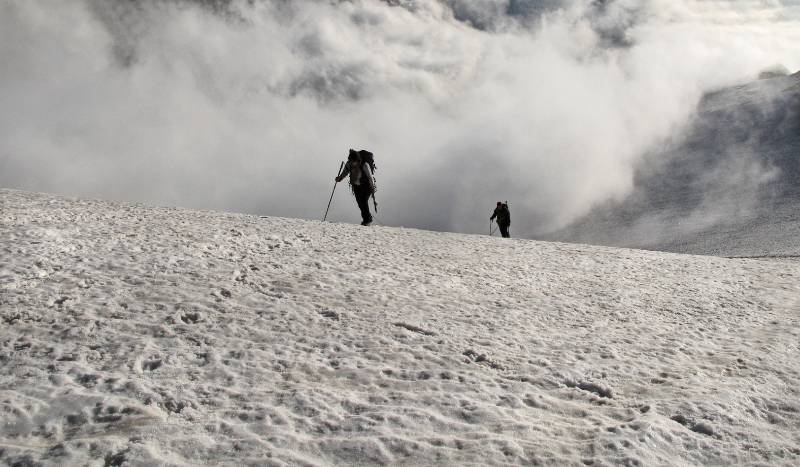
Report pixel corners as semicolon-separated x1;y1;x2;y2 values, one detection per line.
1;188;799;465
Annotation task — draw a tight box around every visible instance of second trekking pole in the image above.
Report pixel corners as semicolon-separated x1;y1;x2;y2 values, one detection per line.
323;161;345;221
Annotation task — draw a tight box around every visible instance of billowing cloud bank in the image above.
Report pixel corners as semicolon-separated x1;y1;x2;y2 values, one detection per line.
1;0;798;234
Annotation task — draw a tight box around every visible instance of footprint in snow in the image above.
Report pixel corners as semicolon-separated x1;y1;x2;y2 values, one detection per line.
671;414;717;437
181;312;201;324
142;358;162;372
72;372;100;388
210;289;232;300
463;349;504;370
394;322;435;336
163;398;190;414
563;379;614;399
233;271;247;283
319;309;339;320
50;296;70;307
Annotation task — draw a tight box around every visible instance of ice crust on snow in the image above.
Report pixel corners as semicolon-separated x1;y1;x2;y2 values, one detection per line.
1;189;799;465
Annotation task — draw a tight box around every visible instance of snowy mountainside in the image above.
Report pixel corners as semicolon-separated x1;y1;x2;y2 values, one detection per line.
1;188;799;465
546;71;800;257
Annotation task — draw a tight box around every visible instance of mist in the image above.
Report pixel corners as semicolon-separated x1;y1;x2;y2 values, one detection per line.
1;0;798;235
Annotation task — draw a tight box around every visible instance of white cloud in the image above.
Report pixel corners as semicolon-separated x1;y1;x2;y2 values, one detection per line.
1;0;798;234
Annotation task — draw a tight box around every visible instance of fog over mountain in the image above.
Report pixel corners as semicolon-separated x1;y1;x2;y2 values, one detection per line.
1;0;799;236
547;70;800;257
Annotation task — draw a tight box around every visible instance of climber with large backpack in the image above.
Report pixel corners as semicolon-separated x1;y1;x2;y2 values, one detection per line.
335;149;377;226
490;201;511;238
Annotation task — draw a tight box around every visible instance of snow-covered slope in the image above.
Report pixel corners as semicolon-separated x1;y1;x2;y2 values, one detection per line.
2;188;799;466
547;71;800;257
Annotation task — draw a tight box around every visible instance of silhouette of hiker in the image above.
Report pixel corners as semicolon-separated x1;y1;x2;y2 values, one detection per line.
336;149;375;226
490;201;511;238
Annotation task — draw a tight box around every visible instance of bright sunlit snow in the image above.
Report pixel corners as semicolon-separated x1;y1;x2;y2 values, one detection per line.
1;189;799;465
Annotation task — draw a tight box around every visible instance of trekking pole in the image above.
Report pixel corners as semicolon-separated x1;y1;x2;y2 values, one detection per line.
489;220;495;236
323;161;345;221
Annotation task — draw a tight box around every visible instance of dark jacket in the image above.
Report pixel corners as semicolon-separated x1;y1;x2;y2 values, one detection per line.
490;204;510;225
339;159;375;193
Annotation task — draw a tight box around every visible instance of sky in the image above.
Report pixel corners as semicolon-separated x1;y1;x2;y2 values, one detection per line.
1;0;799;235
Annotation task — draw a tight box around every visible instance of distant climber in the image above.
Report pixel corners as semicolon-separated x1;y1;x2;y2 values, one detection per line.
335;149;376;226
490;201;511;238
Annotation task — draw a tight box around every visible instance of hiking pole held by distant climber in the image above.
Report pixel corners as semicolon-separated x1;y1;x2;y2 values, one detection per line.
489;220;495;236
323;161;345;221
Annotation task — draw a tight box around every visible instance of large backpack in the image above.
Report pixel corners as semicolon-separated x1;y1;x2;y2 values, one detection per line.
496;202;510;225
357;150;378;210
358;150;376;173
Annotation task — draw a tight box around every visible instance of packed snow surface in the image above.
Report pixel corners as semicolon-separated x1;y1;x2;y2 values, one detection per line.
1;189;799;466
